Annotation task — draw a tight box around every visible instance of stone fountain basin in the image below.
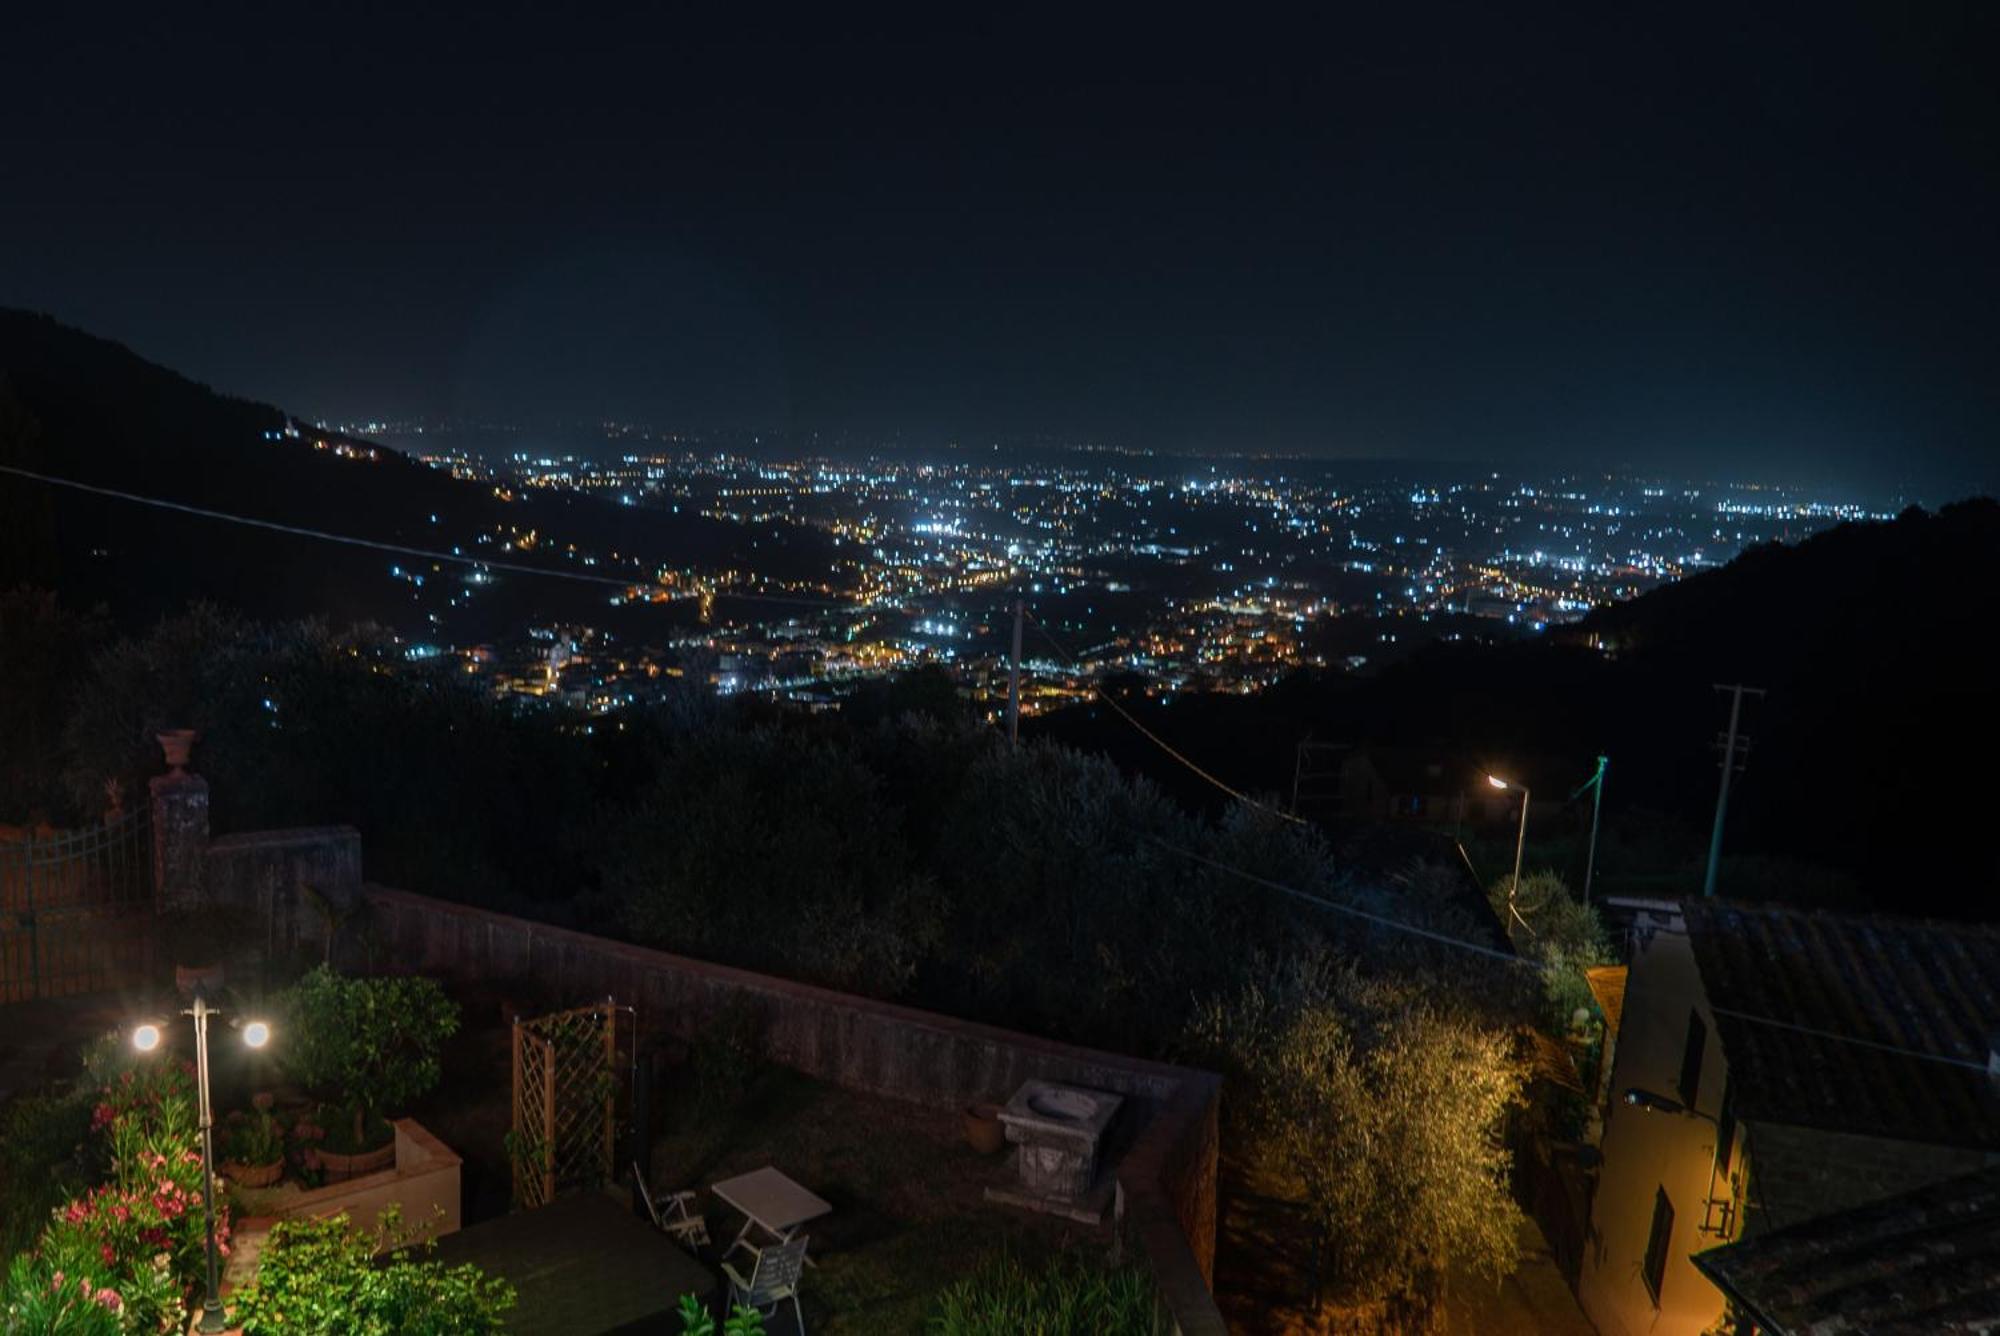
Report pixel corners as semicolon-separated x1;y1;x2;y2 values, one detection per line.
997;1078;1123;1147
1029;1089;1099;1121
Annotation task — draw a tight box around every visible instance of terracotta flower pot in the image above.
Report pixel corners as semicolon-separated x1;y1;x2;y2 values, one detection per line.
157;729;199;775
964;1102;1006;1155
223;1159;284;1188
317;1141;395;1181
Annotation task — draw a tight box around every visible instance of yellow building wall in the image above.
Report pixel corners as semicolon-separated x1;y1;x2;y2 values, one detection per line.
1579;912;1740;1336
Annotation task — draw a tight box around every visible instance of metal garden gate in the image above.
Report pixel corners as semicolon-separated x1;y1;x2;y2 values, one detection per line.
0;808;155;1003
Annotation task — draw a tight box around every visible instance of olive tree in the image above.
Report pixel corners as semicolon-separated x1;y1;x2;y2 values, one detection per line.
1187;959;1526;1309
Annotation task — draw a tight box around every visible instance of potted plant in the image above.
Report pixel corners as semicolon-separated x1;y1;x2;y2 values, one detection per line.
280;965;460;1178
220;1105;287;1187
963;1101;1006;1155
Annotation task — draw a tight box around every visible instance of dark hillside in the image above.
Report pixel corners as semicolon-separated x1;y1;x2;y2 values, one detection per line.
1032;501;2000;918
0;309;834;634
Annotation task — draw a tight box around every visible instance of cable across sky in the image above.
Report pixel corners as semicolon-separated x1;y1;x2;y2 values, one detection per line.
0;464;849;609
1021;605;1303;824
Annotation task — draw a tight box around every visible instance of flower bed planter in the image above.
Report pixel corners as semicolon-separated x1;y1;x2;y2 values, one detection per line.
234;1118;463;1254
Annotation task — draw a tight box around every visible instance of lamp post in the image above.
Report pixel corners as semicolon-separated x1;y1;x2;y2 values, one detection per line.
1487;773;1530;905
134;994;270;1334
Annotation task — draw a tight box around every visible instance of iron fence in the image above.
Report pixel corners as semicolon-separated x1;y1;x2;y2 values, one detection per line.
0;808;154;1003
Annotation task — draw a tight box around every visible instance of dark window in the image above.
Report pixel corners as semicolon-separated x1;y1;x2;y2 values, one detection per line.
1642;1186;1676;1305
1715;1079;1736;1174
1678;1010;1707;1109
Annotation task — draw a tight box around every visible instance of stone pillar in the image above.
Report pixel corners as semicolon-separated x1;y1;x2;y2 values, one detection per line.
150;771;211;913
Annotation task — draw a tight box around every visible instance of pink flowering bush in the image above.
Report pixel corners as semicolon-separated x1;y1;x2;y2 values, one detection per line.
0;1051;218;1331
0;1252;127;1335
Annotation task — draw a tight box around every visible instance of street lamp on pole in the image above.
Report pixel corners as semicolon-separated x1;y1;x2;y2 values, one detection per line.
134;995;271;1334
1487;773;1531;906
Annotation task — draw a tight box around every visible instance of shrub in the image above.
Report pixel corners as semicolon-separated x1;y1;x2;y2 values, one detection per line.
0;1086;96;1258
604;726;936;997
675;1294;767;1335
280;965;459;1149
1490;870;1612;1033
232;1207;514;1335
1186;959;1527;1308
0;1251;128;1336
926;1253;1156;1334
221;1107;286;1168
0;1050;219;1333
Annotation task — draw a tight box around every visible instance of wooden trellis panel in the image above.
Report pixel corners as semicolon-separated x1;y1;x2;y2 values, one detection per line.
511;998;625;1208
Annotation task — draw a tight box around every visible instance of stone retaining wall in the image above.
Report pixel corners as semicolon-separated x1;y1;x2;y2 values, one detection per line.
198;829;1226;1333
205;826;365;963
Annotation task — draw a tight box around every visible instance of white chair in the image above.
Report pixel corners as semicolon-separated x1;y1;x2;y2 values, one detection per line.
632;1159;709;1248
722;1234;808;1333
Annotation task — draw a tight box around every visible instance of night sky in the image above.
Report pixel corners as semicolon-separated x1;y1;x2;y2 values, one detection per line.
3;4;1994;495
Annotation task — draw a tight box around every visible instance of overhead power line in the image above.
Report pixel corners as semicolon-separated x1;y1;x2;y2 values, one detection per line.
1153;838;1997;1076
1149;836;1527;965
1708;1006;1988;1073
0;464;846;609
1021;606;1303;823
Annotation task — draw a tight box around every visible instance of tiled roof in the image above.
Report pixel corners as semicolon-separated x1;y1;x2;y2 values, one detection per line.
1692;1165;2000;1335
1682;901;2000;1149
1584;964;1626;1040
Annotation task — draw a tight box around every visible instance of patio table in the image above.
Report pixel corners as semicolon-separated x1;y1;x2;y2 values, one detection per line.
710;1165;832;1263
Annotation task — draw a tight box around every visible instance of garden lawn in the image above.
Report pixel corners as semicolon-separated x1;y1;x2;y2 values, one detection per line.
651;1067;1094;1334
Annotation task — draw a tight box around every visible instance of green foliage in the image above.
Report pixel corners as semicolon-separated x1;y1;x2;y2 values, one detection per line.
1186;959;1527;1307
280;965;460;1145
220;1107;285;1167
606;725;938;995
52;606;607;905
677;1293;714;1335
0;1086;96;1259
674;1294;768;1336
0;1251;128;1335
925;1253;1157;1334
0;1050;219;1334
1490;870;1611;1033
724;1305;768;1336
232;1208;514;1335
0;586;108;821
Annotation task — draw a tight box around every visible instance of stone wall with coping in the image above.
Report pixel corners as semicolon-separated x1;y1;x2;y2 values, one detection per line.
205;826;365;963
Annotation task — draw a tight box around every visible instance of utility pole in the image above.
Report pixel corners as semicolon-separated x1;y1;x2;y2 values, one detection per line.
1703;684;1764;898
1576;754;1608;905
1007;599;1024;746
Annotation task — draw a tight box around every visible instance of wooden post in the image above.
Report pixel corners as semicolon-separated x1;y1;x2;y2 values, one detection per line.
601;999;617;1187
510;1018;523;1206
540;1034;557;1205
